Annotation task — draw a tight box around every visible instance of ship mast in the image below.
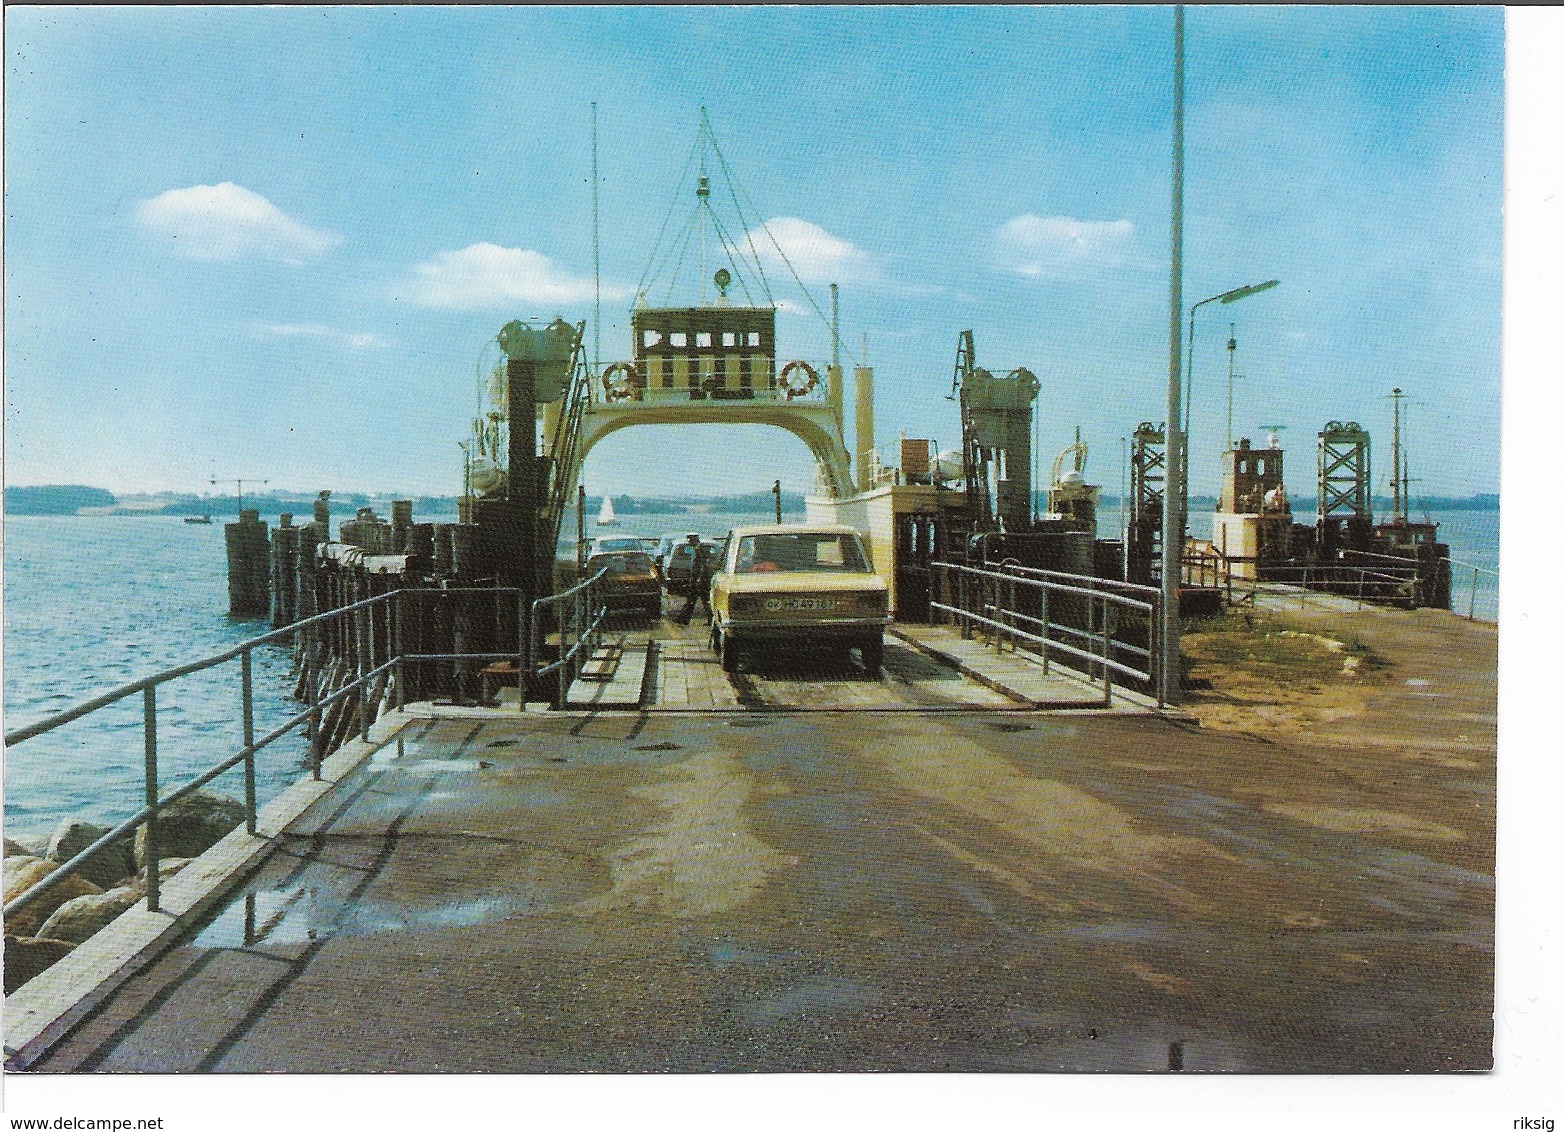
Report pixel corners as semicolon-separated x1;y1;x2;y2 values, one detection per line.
1226;322;1237;451
592;102;601;373
1390;386;1405;523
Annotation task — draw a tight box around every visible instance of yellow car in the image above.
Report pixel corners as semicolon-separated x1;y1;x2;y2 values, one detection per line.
709;524;891;673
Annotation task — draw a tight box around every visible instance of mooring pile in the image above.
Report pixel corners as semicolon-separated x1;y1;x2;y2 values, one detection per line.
229;493;527;764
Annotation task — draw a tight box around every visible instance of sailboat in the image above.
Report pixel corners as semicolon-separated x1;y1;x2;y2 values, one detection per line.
596;495;618;526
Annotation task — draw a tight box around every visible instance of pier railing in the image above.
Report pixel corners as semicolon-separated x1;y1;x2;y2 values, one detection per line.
1442;555;1499;622
929;562;1163;707
4;583;608;922
596;382;828;408
3;592;400;921
529;567;609;709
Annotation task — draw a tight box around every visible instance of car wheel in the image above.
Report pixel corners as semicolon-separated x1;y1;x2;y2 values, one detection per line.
861;636;884;675
720;632;740;673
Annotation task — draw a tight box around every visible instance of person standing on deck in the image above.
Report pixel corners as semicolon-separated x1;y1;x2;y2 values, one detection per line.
675;533;712;625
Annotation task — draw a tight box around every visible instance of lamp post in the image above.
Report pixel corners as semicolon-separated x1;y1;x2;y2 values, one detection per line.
1156;5;1278;707
1184;279;1279;440
1176;278;1278;583
1160;5;1186;707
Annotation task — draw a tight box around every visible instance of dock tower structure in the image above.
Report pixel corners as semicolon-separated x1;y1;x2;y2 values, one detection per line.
1210;434;1292;579
1316;420;1373;552
807;330;1058;619
1127;423;1167;586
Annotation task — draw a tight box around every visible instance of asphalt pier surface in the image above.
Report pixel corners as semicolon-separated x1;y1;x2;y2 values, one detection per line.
32;604;1494;1073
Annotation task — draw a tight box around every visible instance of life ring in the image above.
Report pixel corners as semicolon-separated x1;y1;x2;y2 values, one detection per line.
601;361;644;402
778;359;819;400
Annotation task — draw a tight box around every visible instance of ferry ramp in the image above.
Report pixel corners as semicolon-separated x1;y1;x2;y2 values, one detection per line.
564;598;1135;713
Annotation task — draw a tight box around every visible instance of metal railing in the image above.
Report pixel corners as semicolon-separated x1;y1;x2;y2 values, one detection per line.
929;561;1163;707
600;381;828;407
1443;555;1499;622
3;592;403;921
1180;543;1234;600
5;582;609;922
543;323;592;557
529;567;609;709
1261;561;1422;607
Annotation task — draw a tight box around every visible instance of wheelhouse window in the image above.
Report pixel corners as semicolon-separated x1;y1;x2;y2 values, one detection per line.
734;532;870;574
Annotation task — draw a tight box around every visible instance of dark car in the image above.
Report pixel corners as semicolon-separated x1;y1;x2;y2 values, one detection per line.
663;539;720;597
586;552;663;620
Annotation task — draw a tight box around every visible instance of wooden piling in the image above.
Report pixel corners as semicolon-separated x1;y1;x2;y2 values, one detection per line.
224;509;270;617
270;516;300;628
433;524;454;576
391;500;413;552
405;523;434;568
449;523;478;580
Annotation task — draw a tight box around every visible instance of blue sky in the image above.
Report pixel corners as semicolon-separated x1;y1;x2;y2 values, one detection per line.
5;6;1503;501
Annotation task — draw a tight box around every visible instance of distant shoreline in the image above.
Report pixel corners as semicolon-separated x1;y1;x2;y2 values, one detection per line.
5;484;1501;518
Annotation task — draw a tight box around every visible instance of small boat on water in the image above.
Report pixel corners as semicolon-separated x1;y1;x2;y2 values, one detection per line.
597;496;618;526
184;514;213;524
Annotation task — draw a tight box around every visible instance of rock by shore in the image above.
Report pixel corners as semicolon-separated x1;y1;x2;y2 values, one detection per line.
46;819;136;890
37;886;145;945
3;857;103;938
133;790;245;868
4;788;244;994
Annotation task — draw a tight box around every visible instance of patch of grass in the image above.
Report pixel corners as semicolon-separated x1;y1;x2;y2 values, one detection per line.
1180;610;1391;690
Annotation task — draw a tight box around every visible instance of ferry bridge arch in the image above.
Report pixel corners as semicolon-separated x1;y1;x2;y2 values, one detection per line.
548;397;856;508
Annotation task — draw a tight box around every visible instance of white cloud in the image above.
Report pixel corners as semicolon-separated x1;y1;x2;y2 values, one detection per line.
401;242;623;310
253;323;389;350
136;183;340;264
993;214;1134;278
746;217;881;286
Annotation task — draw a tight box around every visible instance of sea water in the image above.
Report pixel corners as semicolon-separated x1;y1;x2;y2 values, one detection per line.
1;508;786;841
2;506;1493;841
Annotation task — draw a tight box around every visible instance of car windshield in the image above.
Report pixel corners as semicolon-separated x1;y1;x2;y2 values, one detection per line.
589;553;655;574
670;542;714;564
734;532;869;574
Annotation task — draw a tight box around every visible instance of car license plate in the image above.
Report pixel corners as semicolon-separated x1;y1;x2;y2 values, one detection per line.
764;597;837;612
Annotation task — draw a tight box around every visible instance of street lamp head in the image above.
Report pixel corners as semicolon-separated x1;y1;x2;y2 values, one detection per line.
1219;278;1280;305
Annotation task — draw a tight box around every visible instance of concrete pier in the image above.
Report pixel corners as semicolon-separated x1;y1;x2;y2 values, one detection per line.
10;602;1494;1074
